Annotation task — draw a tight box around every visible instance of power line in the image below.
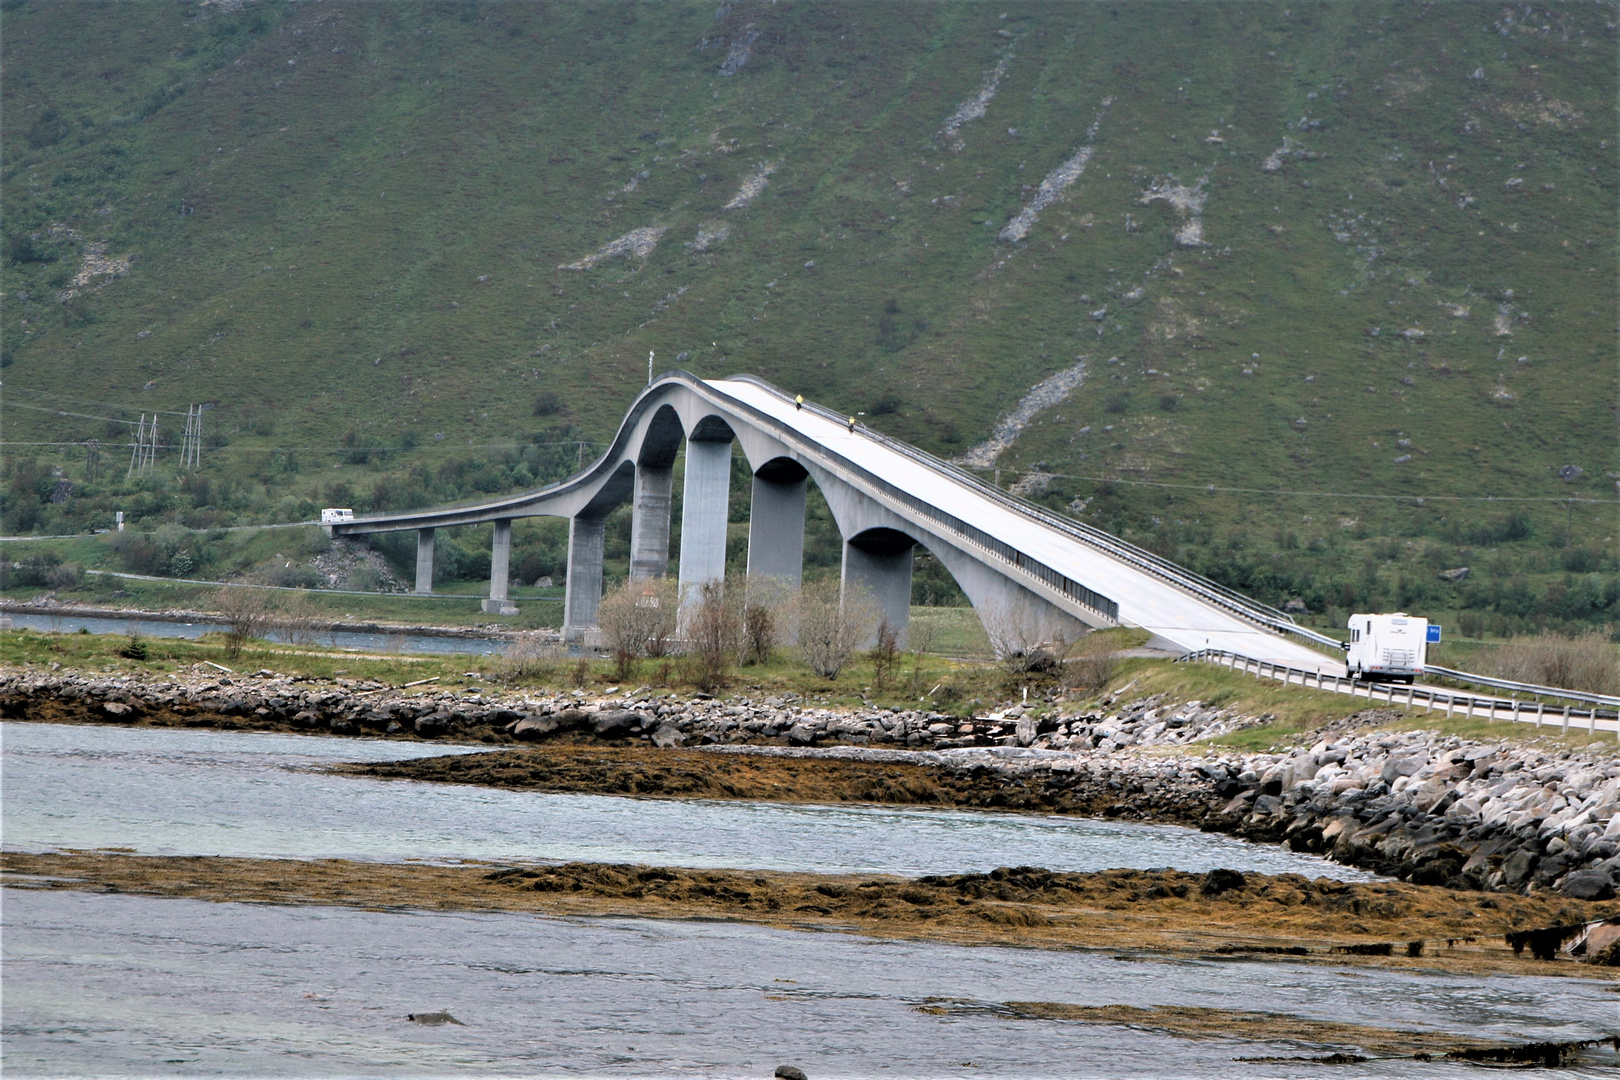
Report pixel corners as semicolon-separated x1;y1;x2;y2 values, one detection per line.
8;387;194;417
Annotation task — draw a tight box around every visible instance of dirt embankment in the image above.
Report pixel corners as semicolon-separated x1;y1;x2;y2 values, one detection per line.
4;852;1616;983
333;744;1196;820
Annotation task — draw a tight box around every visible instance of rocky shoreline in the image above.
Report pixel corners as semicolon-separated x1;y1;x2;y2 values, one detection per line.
3;665;1617;900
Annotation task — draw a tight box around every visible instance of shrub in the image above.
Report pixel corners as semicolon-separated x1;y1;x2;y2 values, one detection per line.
9;552;61;587
1490;630;1618;696
597;576;680;667
740;574;794;665
499;631;561;684
275;590;326;647
1065;632;1120;692
118;633;150;661
214;586;274;659
681;579;739;693
868;619;900;687
797;577;878;680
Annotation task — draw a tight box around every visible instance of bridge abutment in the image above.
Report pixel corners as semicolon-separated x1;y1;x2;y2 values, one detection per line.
563;514;606;641
414;528;435;594
481;518;518;616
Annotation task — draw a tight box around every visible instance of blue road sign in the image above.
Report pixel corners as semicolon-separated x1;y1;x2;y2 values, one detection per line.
1426;624;1442;644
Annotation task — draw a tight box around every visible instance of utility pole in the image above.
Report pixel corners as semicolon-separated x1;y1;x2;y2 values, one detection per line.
648;350;654;385
128;415;146;478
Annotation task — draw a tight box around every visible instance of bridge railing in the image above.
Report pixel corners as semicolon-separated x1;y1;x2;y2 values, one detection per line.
733;376;1332;647
714;378;1121;623
1179;648;1620;734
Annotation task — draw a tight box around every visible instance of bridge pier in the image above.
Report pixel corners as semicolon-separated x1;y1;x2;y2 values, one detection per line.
746;460;806;588
629;464;673;581
842;529;915;650
563;514;606;642
481;518;518;615
677;435;733;605
414;528;435;594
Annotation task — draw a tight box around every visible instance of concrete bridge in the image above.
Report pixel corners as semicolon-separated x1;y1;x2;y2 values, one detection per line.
331;372;1341;670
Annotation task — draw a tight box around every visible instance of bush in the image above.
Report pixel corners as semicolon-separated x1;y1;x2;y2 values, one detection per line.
597;576;679;675
118;633;150;661
499;632;561;684
8;552;62;587
797;578;878;680
740;574;794;665
681;579;739;693
868;619;901;686
1490;630;1618;696
214;586;274;659
1065;632;1120;692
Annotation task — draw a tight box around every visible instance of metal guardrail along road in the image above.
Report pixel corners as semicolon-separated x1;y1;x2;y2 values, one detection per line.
1182;649;1619;737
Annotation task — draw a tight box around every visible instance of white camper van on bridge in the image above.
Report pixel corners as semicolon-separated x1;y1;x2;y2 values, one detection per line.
1346;612;1429;682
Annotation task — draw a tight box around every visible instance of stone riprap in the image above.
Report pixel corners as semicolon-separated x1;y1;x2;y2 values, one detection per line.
3;667;1616;900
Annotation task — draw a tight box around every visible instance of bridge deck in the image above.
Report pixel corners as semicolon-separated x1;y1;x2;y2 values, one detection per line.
713;379;1340;673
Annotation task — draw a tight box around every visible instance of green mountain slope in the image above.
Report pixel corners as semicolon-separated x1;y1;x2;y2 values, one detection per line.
3;0;1615;630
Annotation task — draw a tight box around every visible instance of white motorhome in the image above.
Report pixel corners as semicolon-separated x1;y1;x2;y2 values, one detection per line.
1346;612;1428;682
320;507;355;525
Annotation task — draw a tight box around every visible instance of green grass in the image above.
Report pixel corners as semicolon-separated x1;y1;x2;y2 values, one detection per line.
2;1;1614;632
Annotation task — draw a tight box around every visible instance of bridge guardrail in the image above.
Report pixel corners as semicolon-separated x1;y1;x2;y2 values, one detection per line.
733;376;1330;645
713;377;1122;623
1180;648;1619;734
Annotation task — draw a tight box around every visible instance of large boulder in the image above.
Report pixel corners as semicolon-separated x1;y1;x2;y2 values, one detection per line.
510;715;561;741
1561;869;1617;901
650;723;685;749
100;701;134;720
592;710;641;739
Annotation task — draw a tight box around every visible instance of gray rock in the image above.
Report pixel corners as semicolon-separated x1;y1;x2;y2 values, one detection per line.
414;715;448;738
406;1011;464;1026
101;701;132;719
1015;714;1037;747
510;715;558;741
650;723;686;749
592;710;641;739
1561;869;1616;901
775;1068;808;1080
1502;849;1538;887
1437;566;1471;583
329;718;356;735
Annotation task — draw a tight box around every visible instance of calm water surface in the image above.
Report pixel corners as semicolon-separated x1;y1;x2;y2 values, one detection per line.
5;889;1617;1079
2;722;1375;878
4;611;506;655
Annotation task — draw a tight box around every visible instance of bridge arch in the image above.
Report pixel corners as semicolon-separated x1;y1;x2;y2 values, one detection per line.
328;372;1339;670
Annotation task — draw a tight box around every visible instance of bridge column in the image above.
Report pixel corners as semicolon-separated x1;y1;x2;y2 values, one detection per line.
677;437;732;601
481;518;519;616
842;530;915;650
414;528;435;594
563;514;606;642
629;464;674;581
746;464;806;588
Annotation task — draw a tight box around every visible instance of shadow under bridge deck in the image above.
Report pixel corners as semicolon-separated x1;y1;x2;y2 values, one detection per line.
332;372;1341;671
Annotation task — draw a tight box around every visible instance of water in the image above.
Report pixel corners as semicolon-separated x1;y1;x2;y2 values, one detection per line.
3;612;506;656
1;722;1375;879
4;889;1615;1078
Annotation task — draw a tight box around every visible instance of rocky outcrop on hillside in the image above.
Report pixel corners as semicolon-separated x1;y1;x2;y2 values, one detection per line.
3;666;1616;899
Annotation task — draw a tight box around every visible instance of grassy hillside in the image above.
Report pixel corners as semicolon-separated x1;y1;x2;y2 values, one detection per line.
2;0;1615;632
